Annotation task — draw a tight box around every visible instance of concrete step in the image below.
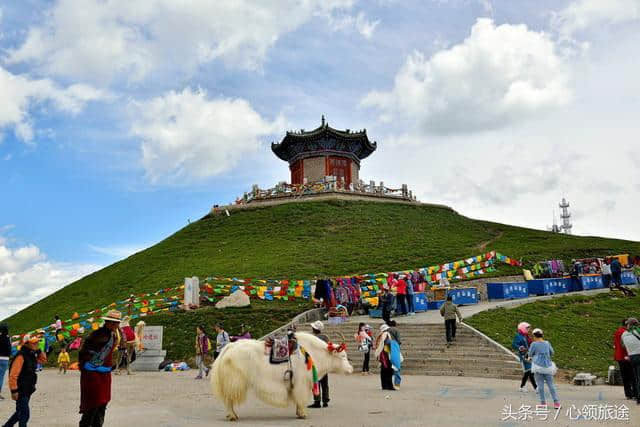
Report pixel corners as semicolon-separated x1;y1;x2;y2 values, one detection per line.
345;344;502;352
347;351;520;366
314;326;475;333
319;333;482;340
296;320;520;380
347;357;520;369
419;370;523;380
355;367;523;380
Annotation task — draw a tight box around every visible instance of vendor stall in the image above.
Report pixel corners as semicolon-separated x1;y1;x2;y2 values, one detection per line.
577;274;604;291
527;278;570;296
428;300;446;310
486;282;529;300
413;292;428;312
447;288;478;305
621;269;637;285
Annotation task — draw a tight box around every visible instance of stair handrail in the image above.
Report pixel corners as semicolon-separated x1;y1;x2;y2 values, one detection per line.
460;322;520;362
259;307;327;340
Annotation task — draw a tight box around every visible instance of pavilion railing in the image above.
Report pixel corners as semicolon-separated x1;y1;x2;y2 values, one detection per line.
233;178;417;205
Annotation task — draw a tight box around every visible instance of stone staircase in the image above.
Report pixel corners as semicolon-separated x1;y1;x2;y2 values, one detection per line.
297;322;522;380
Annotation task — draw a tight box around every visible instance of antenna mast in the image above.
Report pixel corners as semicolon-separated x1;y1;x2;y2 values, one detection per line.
559;198;572;234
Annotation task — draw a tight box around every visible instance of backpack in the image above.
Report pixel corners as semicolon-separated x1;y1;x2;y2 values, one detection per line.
357;335;372;352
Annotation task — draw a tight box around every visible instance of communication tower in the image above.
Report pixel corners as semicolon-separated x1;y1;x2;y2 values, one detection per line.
559;198;572;234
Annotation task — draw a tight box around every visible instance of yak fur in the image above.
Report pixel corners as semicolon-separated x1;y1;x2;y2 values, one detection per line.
210;332;353;421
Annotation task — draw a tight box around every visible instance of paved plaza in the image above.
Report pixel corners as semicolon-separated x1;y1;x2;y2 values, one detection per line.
0;370;637;426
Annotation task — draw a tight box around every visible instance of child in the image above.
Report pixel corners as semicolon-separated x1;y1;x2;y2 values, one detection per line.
355;323;372;375
194;325;210;379
58;346;70;374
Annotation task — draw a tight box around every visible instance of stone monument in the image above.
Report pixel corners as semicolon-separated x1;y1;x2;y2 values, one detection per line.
184;276;200;309
130;325;167;371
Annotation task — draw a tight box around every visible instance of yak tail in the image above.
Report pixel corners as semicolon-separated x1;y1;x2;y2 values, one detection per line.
210;345;248;408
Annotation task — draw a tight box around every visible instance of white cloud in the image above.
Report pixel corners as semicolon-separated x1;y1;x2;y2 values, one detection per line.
0;234;101;320
89;243;147;259
358;14;640;241
0;65;104;143
130;87;282;183
327;11;380;39
553;0;640;38
6;0;373;85
362;18;570;135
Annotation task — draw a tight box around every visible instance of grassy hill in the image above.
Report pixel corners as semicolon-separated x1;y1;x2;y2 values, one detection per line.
466;292;640;377
5;200;640;336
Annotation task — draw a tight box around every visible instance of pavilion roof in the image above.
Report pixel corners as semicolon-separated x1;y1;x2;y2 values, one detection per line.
271;117;377;163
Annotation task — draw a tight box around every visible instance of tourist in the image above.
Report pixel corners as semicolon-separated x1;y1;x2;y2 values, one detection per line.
394;275;408;316
54;315;64;342
405;275;415;316
374;324;398;391
611;257;622;286
194;325;210;379
79;309;121;427
355;323;372;375
3;335;47;427
135;321;146;353
439;296;463;347
117;317;137;375
112;321;127;375
528;328;560;409
308;321;330;408
387;320;402;346
214;324;230;360
621;318;640;404
379;287;393;324
512;322;537;393
0;324;11;400
609;258;635;296
602;259;612;288
35;331;46;371
58;346;70;374
614;319;636;399
386;320;403;389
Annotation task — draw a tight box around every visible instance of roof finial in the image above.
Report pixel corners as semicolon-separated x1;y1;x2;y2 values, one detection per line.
321;114;325;127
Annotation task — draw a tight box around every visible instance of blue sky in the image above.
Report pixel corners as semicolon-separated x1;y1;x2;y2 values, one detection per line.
1;0;640;319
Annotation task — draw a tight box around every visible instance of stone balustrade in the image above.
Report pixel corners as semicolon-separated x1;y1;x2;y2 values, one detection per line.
233;177;417;205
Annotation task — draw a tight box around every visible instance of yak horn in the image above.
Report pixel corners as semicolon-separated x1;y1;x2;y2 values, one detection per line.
336;331;346;345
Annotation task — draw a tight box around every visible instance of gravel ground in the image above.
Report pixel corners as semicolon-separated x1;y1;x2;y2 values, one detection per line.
0;370;638;426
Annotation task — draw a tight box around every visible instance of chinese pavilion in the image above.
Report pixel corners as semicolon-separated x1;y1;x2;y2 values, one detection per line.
271;116;377;187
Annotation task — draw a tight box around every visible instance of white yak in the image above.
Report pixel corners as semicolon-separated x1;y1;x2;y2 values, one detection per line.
210;332;353;421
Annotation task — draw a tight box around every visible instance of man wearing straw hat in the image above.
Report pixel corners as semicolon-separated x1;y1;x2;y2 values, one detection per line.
78;309;121;427
3;334;47;427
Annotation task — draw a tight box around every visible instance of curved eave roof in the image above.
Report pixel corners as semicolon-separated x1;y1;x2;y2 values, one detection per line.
271;124;377;162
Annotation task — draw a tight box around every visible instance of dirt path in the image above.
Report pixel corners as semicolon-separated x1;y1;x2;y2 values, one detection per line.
477;230;504;251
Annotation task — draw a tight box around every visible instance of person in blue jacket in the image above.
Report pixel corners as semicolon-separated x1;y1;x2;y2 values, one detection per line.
610;258;636;297
512;322;537;393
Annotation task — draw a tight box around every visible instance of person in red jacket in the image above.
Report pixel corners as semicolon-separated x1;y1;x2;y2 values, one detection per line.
394;275;408;316
614;318;636;399
79;309;121;427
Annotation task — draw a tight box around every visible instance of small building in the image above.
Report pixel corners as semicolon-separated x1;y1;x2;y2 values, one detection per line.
271;116;377;188
212;117;436;213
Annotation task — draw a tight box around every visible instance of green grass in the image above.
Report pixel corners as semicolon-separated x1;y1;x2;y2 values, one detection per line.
144;300;311;363
40;299;310;367
5;200;640;343
466;292;640;377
